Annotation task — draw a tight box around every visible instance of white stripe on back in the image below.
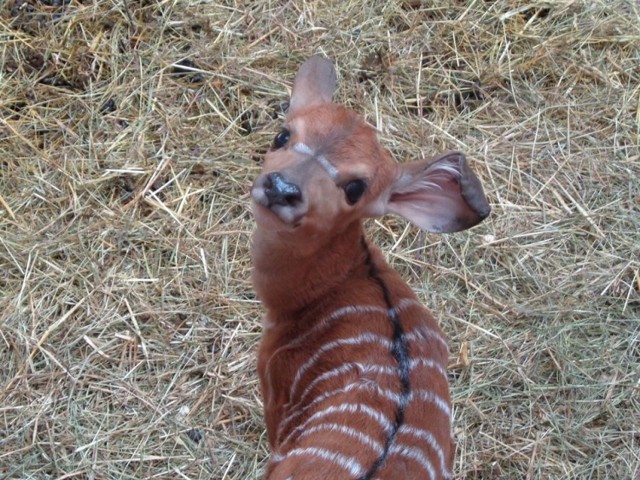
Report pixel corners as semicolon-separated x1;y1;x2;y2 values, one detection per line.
287;356;448;420
410;389;451;417
294;363;371;407
278;368;451;441
264;304;387;403
278;401;393;451
271;305;386;360
398;424;449;478
272;446;364;477
278;378;399;439
409;357;448;380
405;329;449;355
297;422;385;456
265;296;453;477
389;443;436;480
288;333;392;401
268;297;424;372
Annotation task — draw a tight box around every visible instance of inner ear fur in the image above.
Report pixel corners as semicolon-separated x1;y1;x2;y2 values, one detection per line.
386;152;491;233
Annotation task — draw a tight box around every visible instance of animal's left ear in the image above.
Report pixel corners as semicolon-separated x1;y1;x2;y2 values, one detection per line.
380;152;491;233
288;56;337;117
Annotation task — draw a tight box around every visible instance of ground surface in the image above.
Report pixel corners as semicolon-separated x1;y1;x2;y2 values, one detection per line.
1;1;639;479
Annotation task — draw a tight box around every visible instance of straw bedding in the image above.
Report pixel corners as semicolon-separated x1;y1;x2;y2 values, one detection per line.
1;1;638;478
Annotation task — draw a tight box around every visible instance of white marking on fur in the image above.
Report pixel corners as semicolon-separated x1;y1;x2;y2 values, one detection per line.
264;298;446;416
279;401;393;451
274;305;386;359
285;298;421;355
316;155;339;180
279;381;378;438
264;304;387;407
271;447;364;477
409;357;448;380
275;385;453;475
267;295;451;460
398;425;449;479
395;297;424;309
286;382;451;431
279;378;451;448
297;422;385;456
291;359;444;413
410;389;451;417
293;142;314;156
276;319;449;438
390;298;449;354
294;362;371;406
288;333;392;402
292;142;339;179
268;299;420;372
282;298;435;399
405;329;449;356
276;393;451;475
279;382;452;462
389;443;436;480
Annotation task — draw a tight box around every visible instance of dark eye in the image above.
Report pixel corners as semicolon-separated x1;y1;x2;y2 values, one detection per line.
272;128;290;149
343;180;367;205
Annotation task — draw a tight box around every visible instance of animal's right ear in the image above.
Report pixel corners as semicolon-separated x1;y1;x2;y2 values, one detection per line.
288;56;337;116
375;152;491;233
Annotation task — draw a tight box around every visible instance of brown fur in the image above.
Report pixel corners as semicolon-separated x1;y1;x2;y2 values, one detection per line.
251;56;489;480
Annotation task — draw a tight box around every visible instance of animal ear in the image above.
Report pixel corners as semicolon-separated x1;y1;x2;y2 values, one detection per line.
288;56;337;116
382;152;491;233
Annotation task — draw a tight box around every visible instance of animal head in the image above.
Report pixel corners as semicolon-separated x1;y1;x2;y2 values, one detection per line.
251;56;490;248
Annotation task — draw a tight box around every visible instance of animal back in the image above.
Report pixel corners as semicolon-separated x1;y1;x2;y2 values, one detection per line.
261;261;453;480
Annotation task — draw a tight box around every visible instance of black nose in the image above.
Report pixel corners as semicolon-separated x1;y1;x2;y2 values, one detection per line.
263;172;302;207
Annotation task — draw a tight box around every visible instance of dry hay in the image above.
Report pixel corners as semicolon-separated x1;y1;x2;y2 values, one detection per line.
1;0;639;478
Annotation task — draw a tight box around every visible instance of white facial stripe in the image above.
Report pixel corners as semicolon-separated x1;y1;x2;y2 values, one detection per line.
316;155;339;180
292;142;340;180
293;142;314;156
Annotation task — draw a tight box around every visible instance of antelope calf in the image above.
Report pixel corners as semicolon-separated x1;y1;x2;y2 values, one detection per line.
251;56;490;480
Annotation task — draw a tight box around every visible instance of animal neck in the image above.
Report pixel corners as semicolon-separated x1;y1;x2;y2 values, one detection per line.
251;220;367;316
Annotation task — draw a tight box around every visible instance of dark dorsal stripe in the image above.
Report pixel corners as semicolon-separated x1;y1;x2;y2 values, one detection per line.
358;237;412;480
